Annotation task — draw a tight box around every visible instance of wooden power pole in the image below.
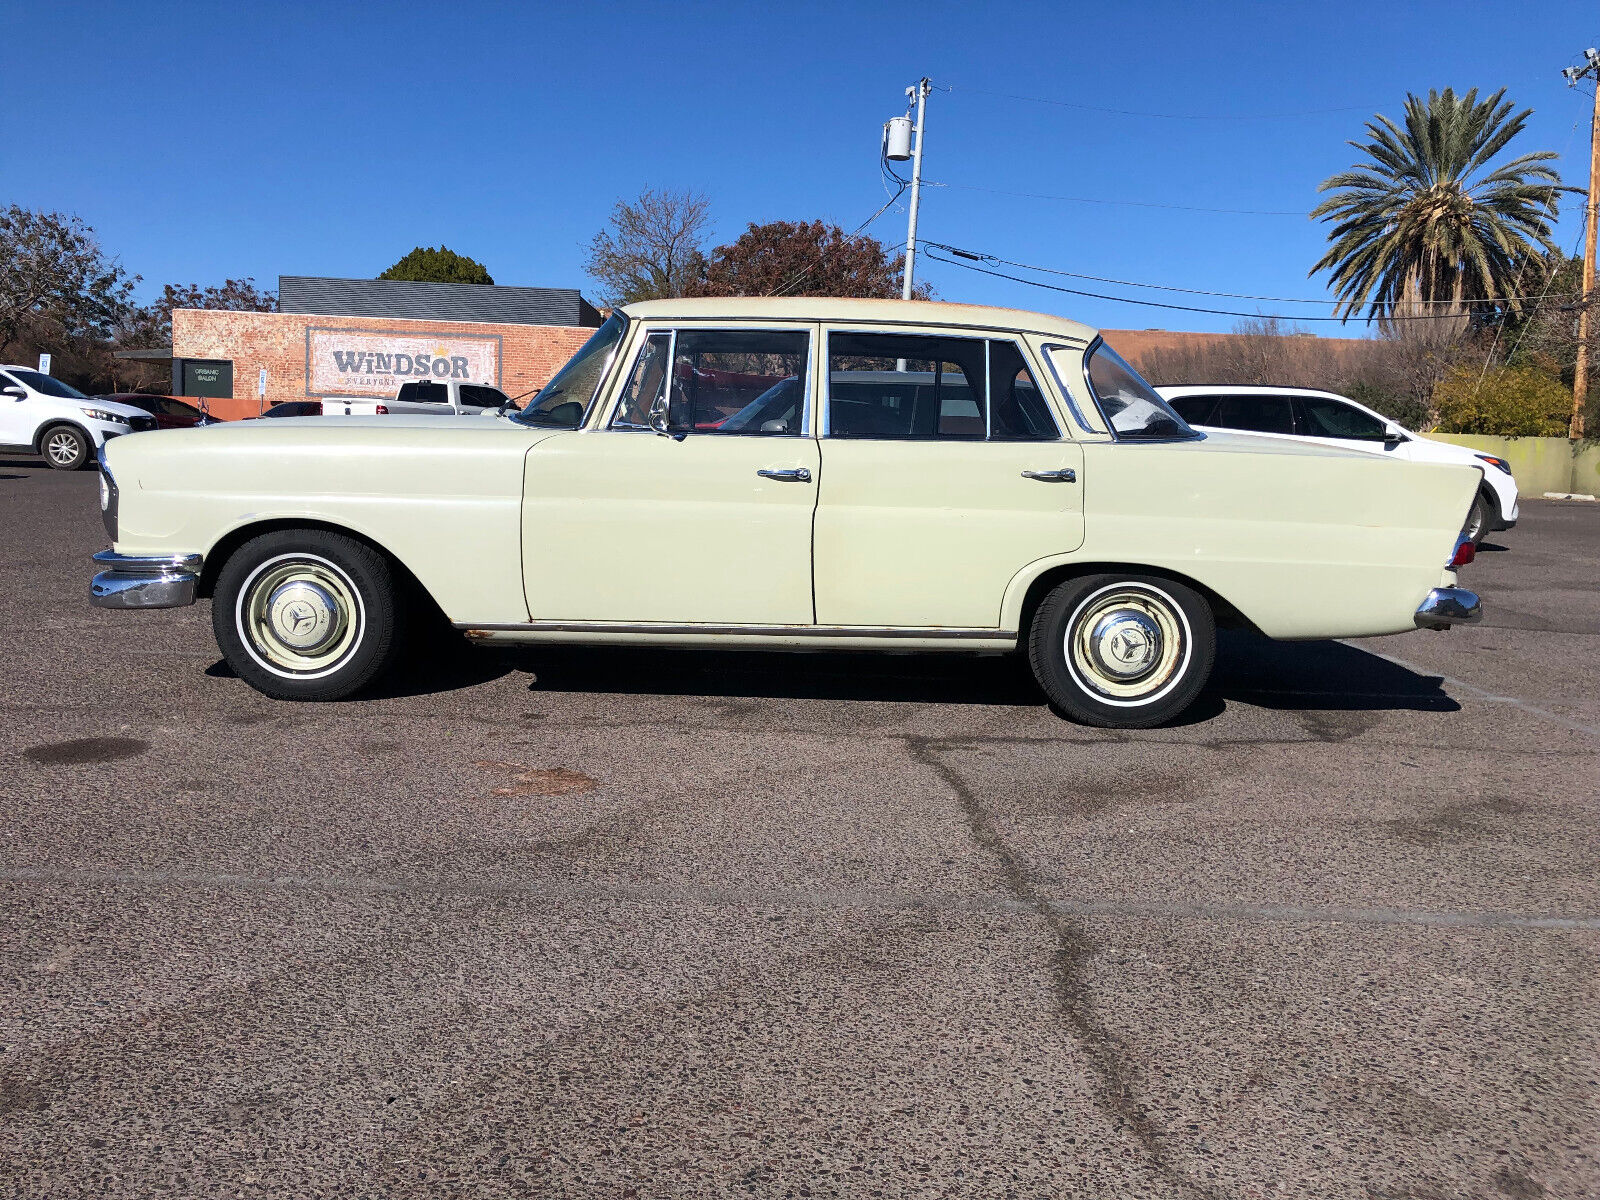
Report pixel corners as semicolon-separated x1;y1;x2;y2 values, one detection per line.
1565;49;1600;440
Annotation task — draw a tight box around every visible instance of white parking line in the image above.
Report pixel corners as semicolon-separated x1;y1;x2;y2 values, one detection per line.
1350;643;1600;740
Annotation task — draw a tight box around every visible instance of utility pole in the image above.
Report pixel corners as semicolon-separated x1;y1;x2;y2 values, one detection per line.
1563;48;1600;440
885;79;932;301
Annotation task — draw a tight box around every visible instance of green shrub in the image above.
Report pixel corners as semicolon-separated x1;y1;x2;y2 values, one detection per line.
1344;380;1429;431
1432;363;1571;437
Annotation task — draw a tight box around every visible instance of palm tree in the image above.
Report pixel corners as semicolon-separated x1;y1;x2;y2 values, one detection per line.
1310;88;1569;324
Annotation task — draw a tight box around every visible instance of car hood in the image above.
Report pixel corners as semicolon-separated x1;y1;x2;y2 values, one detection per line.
100;411;560;476
84;397;155;420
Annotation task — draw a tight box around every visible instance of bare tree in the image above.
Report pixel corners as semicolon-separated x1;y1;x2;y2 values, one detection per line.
583;189;712;305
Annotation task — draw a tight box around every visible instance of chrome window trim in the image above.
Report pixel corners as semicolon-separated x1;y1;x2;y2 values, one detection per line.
820;326;993;441
607;328;675;432
989;336;1062;442
600;322;815;438
1037;341;1101;437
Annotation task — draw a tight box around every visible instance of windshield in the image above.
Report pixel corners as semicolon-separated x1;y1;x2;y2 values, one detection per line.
9;369;90;400
512;314;626;428
1084;342;1195;440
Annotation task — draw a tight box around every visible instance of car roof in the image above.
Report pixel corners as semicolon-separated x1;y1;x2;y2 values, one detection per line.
620;297;1099;341
1155;384;1348;400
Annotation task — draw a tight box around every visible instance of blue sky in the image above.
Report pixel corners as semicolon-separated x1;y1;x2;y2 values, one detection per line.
8;1;1597;334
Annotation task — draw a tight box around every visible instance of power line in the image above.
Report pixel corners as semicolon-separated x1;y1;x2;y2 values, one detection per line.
928;180;1305;217
945;83;1380;122
921;244;1543;323
924;243;1584;307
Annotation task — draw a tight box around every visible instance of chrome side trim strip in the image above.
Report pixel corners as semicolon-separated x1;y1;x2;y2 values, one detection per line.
454;620;1015;640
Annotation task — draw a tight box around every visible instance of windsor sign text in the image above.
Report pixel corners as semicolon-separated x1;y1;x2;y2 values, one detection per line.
305;328;502;397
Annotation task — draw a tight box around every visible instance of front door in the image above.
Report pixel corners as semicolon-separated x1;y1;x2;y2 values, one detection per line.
522;324;819;625
0;371;35;447
812;330;1086;629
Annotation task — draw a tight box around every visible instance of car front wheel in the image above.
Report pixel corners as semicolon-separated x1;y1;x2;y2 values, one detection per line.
41;424;91;470
1028;574;1216;728
212;529;402;701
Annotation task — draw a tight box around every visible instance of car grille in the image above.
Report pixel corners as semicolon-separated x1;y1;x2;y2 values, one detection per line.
130;416;157;432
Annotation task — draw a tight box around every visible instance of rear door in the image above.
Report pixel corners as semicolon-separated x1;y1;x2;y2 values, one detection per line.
812;329;1084;629
522;323;820;625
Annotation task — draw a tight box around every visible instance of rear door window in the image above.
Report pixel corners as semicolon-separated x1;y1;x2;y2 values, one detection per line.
1166;394;1220;425
1211;394;1297;435
825;332;1056;440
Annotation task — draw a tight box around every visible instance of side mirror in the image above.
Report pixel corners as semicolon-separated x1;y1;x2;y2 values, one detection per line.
1383;422;1405;445
2;386;24;400
648;393;683;440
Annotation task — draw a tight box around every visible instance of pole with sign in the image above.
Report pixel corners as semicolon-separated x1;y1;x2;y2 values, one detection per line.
258;366;268;416
37;353;52;376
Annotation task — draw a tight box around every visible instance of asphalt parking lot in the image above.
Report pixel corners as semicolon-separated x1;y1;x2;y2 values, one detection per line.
2;456;1597;1199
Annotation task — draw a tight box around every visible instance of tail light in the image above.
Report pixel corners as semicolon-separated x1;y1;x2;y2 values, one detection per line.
1450;536;1475;568
375;404;389;415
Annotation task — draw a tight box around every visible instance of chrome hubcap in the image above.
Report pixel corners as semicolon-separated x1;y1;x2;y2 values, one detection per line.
237;555;363;677
265;580;340;653
1087;610;1162;679
47;432;79;464
1067;586;1188;703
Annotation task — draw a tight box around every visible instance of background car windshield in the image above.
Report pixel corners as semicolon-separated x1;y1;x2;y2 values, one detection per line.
512;314;625;428
10;369;89;400
1085;344;1193;439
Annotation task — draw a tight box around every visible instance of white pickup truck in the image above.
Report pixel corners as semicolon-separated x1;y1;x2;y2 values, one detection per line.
320;379;513;417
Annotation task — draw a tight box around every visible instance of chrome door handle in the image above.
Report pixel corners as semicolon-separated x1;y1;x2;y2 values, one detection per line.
1021;467;1076;482
757;467;812;483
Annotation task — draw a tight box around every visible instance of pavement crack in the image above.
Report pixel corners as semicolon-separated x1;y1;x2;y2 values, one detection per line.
905;734;1224;1200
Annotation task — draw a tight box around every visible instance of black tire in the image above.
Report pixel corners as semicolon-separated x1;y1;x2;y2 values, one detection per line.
1463;494;1490;545
211;529;404;701
1027;573;1216;728
40;424;91;471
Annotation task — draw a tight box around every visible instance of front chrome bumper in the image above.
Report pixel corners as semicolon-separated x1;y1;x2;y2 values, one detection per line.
1414;587;1482;630
90;550;202;609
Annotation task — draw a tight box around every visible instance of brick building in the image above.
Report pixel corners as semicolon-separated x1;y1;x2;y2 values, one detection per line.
167;276;604;420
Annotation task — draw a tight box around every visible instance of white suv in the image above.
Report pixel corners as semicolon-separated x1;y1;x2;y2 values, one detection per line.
1157;385;1519;544
0;366;157;470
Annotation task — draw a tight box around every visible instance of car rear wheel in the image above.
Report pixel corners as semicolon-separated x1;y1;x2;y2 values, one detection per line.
41;424;91;471
212;529;403;701
1463;494;1490;545
1027;574;1215;728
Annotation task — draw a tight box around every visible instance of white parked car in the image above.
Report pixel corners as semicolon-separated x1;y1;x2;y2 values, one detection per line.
0;366;157;470
320;379;512;417
1156;385;1518;544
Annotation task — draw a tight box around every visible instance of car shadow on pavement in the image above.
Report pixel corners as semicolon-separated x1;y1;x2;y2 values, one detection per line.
1207;631;1460;714
500;630;1458;718
205;643;524;701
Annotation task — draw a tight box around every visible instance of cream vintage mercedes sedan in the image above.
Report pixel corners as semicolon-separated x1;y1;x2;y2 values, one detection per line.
88;298;1483;727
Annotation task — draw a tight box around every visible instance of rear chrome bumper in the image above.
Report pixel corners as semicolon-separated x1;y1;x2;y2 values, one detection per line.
1414;587;1481;630
90;550;202;609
